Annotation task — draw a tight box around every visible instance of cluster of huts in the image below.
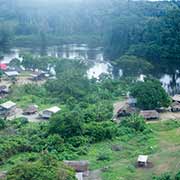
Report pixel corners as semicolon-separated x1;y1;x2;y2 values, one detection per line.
0;62;55;83
115;94;180;121
0;100;61;120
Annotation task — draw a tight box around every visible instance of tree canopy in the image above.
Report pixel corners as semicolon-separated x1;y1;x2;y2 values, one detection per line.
130;78;171;110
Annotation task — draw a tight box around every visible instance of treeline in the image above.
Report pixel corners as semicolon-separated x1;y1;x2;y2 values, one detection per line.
0;0;179;50
104;1;180;77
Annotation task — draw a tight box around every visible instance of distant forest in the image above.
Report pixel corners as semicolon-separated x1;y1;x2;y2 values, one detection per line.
0;0;180;72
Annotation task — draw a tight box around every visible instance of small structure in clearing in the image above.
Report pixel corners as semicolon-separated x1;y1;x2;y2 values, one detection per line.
171;101;180;112
137;155;148;167
0;101;16;117
30;72;49;81
172;94;180;103
64;160;89;177
140;110;159;120
40;106;61;119
0;85;9;96
5;71;19;77
23;105;38;115
113;101;136;120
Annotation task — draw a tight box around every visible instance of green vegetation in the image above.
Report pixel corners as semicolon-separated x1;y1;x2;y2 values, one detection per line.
0;1;180;179
130;78;171;110
114;55;153;77
7;154;76;180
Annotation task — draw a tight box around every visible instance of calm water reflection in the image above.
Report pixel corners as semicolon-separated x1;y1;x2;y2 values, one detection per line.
0;44;112;79
1;45;180;94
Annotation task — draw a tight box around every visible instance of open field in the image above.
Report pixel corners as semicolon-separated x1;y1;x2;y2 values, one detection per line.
79;120;180;180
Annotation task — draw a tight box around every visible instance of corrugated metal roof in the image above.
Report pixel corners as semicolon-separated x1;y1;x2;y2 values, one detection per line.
46;106;61;113
1;101;16;109
5;71;19;76
138;155;148;163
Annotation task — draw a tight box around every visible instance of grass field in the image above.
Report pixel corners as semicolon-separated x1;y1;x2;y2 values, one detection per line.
0;120;179;180
79;120;180;180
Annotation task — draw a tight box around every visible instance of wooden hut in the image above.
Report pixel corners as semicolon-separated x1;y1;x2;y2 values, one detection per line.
0;85;9;95
140;110;159;120
23;105;38;115
172;94;180;103
171;102;180;112
40;106;61;119
30;72;49;81
64;160;89;177
114;102;136;119
137;155;148;167
0;101;16;116
5;71;19;77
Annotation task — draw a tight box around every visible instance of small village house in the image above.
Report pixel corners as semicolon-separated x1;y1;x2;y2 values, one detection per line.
30;72;49;81
171;101;180;112
5;71;19;77
0;85;9;95
40;106;61;119
116;103;136;119
140;110;159;120
137;155;148;167
172;94;180;103
64;160;89;177
23;105;38;115
0;101;16;116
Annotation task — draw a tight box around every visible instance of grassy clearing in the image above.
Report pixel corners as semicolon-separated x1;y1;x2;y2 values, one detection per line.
79;120;180;180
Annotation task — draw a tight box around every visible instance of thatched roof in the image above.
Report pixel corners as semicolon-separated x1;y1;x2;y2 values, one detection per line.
140;110;159;120
64;160;89;173
23;105;38;114
172;94;180;102
171;101;180;112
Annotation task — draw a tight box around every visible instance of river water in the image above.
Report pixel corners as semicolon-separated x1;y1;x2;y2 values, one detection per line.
1;44;180;95
0;44;112;79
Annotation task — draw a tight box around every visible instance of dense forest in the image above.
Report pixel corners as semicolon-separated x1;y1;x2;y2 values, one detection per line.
1;0;180;74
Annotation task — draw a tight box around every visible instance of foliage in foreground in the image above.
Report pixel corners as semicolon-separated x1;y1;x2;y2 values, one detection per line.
7;154;76;180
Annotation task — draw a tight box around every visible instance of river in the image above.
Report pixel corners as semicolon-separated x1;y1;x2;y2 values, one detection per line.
1;44;180;95
0;44;112;79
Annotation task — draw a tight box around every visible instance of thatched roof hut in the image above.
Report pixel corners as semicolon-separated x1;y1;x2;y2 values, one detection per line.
172;94;180;103
171;102;180;112
140;110;159;120
115;103;136;118
23;105;38;115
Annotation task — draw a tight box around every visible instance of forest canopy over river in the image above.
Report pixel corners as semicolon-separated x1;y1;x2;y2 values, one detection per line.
1;0;180;76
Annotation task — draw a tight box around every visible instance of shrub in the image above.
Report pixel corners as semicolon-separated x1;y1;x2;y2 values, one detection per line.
175;171;180;180
153;172;172;180
97;152;111;161
121;114;147;132
0;118;6;130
